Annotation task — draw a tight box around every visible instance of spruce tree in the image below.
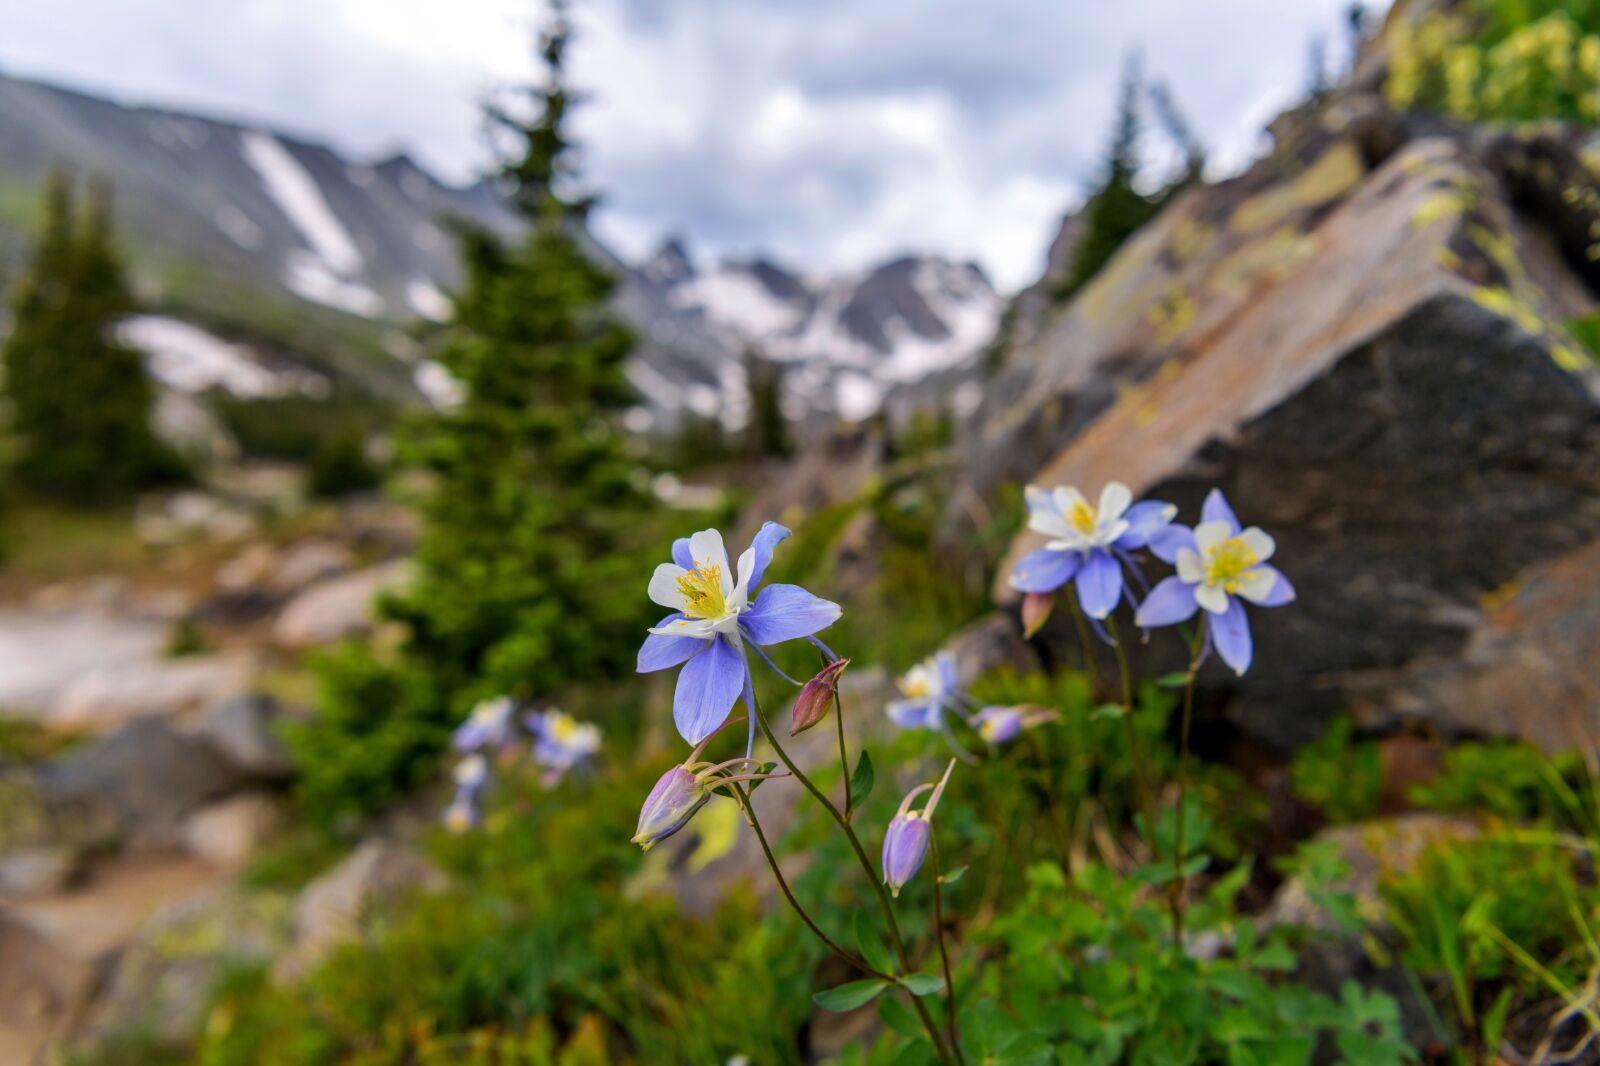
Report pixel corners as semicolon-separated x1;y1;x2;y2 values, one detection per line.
293;3;653;822
2;171;176;503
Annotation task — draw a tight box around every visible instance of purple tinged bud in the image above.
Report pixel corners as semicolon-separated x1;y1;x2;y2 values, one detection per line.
791;657;850;736
974;706;1025;745
632;764;711;851
881;759;956;897
881;813;931;897
1021;592;1054;639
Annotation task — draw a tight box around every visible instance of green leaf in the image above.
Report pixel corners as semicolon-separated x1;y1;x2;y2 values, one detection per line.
848;749;875;809
813;978;891;1012
1252;940;1298;972
939;864;968;885
1155;671;1192;689
1091;703;1126;720
877;992;924;1039
854;909;898;976
901;973;946;997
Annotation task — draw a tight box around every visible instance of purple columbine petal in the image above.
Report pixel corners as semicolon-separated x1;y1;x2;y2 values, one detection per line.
1135;576;1201;628
882;814;931;897
1201;489;1241;534
1149;524;1195;564
1251;565;1297;607
671;537;694;569
1211;597;1254;676
887;698;937;730
673;635;748;744
637;614;709;672
739;583;842;646
745;521;790;591
807;635;840;661
935;651;959;694
1010;547;1082;594
1115;500;1177;550
1076;549;1123;620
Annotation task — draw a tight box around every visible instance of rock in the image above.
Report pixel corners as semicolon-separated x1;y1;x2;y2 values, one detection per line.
967;110;1600;751
272;539;352;591
81;884;289;1047
944;611;1039;684
0;846;80;898
274;840;444;982
48;650;258;734
35;718;244;842
0;609;167;719
192;694;293;781
0;912;100;1066
212;542;279;595
179;792;283;868
271;560;410;650
135;490;256;546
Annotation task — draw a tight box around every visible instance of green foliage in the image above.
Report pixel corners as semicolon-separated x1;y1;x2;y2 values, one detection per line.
186;763;815;1066
976;861;1412;1065
1410;739;1592;828
290;9;656;825
214;387;383;464
1289;715;1382;824
306;428;381;498
2;171;184;503
1386;2;1600;123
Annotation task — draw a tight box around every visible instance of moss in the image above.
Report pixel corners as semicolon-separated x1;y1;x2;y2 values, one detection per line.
1145;284;1196;344
1206;226;1316;299
1227;140;1365;235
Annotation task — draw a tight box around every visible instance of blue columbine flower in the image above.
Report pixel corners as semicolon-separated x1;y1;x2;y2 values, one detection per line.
453;696;515;753
442;753;490;833
882;760;955;897
1009;481;1178;619
886;652;960;730
972;704;1059;746
526;708;601;786
637;523;842;746
1134;489;1296;675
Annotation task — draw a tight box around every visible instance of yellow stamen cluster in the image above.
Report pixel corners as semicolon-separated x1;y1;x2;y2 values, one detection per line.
1068;500;1098;535
676;562;727;620
547;713;578;741
1204;537;1259;592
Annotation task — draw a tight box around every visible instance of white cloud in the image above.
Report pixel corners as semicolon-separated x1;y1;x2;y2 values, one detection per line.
0;0;1389;292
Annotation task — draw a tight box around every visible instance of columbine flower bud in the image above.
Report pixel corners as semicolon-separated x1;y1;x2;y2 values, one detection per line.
1021;592;1054;638
790;657;850;735
974;706;1025;745
632;764;711;852
881;760;956;897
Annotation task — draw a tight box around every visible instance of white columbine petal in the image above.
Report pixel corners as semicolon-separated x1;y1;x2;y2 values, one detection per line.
1097;481;1132;524
1194;520;1233;553
1233;567;1279;604
1175;547;1205;585
648;563;691;611
1239;527;1276;564
649;616;717;639
687;529;732;594
1194;583;1230;615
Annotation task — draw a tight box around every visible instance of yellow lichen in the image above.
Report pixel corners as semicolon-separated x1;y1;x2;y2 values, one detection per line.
1229;140;1365;235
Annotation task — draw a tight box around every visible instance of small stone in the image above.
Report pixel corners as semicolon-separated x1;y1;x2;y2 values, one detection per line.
180;793;283;868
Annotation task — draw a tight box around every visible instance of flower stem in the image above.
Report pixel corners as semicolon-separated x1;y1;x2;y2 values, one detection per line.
1170;629;1203;945
727;781;894;982
1065;595;1106;693
1105;616;1158;863
833;682;853;820
930;831;964;1062
754;702;957;1066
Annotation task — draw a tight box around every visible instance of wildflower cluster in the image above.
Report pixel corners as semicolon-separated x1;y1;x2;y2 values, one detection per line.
443;695;601;831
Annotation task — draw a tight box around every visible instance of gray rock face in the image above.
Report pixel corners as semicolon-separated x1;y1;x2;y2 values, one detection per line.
35;719;244;841
964;103;1600;752
193;694;294;781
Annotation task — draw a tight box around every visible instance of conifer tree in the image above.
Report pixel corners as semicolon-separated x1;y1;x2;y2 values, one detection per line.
2;172;175;502
293;2;653;822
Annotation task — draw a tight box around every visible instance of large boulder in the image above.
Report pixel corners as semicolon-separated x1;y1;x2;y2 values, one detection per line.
34;718;245;842
271;560;410;649
963;102;1600;751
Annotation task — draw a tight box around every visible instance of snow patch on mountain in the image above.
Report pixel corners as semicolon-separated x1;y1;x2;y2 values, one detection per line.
121;315;328;398
240;131;364;275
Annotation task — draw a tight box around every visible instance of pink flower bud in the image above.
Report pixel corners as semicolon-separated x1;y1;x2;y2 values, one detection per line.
790;657;850;736
632;764;711;851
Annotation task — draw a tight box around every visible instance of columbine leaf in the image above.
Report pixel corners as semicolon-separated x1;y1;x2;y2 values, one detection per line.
813;978;891;1012
1155;671;1192;689
878;994;924;1039
848;749;875;810
939;865;968;885
901;973;946;997
854;909;898;976
1091;703;1125;720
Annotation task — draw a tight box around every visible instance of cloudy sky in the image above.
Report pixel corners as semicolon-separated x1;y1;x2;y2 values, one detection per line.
0;0;1381;291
